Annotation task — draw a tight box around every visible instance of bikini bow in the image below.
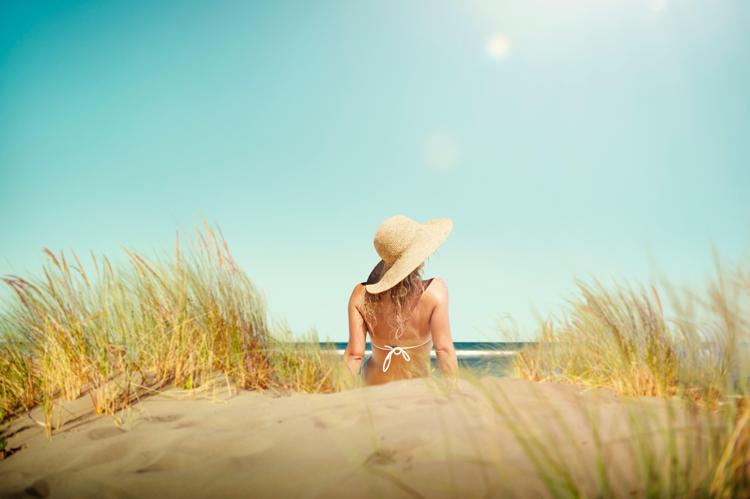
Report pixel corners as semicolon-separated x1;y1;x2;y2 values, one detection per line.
381;345;410;373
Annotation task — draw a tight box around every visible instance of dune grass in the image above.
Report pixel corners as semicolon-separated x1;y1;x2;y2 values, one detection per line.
515;253;749;405
506;252;750;497
0;222;344;434
4;221;748;494
268;325;357;393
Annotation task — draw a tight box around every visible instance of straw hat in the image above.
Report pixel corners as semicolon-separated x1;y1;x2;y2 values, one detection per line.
363;214;453;294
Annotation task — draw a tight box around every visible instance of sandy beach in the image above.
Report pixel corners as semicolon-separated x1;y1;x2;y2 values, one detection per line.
0;375;698;498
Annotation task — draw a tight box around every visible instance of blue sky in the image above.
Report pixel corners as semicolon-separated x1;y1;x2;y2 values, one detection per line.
2;0;749;341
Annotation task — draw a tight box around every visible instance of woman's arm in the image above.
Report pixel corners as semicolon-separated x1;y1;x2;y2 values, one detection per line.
430;278;458;376
344;284;367;375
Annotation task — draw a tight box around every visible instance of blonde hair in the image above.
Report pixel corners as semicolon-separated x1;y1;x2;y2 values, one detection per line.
362;263;425;340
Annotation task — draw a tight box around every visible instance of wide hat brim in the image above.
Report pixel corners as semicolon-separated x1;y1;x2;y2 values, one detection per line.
364;218;453;294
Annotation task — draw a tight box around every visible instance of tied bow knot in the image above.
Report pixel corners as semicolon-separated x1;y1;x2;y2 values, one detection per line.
382;345;410;373
370;337;432;373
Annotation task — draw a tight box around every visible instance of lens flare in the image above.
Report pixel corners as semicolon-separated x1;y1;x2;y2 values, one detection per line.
485;33;511;60
647;0;668;12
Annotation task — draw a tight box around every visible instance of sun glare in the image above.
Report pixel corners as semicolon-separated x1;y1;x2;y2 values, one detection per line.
647;0;669;12
485;33;511;60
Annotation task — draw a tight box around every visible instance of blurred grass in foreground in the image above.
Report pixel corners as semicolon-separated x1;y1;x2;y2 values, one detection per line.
515;252;750;405
506;251;750;497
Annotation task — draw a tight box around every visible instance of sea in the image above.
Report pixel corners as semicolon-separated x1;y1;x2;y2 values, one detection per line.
326;341;530;377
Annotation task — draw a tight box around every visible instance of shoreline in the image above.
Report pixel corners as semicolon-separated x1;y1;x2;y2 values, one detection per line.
334;349;518;357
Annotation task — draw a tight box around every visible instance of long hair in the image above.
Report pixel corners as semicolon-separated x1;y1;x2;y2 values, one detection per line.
362;263;425;340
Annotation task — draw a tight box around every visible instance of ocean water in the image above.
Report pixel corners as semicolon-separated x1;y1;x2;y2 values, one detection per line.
326;341;530;377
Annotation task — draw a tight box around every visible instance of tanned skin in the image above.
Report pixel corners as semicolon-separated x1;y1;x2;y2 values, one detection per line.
344;272;458;385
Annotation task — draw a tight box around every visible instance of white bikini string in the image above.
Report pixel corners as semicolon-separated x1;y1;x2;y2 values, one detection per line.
371;337;432;373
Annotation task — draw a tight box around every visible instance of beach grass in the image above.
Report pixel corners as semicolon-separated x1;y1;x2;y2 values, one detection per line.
506;251;750;497
3;223;749;495
0;222;342;433
267;325;355;393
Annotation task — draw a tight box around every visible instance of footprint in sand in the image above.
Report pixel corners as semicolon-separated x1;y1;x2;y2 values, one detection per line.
134;453;201;474
173;420;197;429
149;414;183;423
24;478;50;498
364;436;427;467
83;440;136;468
88;427;126;440
365;448;398;466
311;411;359;429
221;437;276;470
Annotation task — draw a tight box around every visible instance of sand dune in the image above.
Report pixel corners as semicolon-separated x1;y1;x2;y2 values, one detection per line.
0;376;698;498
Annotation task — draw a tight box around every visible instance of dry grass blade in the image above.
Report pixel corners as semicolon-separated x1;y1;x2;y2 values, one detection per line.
0;222;344;433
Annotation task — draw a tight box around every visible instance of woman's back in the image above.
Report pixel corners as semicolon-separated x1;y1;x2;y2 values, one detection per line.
343;214;457;385
346;276;457;385
363;278;434;384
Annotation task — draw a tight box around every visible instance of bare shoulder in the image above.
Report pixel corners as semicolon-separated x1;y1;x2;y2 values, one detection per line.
349;282;366;306
425;277;448;303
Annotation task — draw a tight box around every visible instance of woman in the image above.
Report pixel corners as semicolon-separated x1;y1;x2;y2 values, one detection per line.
344;214;458;385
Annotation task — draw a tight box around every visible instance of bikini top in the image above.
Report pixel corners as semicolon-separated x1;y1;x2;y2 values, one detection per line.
370;336;433;373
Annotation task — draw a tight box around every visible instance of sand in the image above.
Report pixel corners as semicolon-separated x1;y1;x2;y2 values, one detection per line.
0;376;698;498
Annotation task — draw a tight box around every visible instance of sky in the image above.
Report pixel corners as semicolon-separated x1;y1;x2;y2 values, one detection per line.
1;0;749;342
